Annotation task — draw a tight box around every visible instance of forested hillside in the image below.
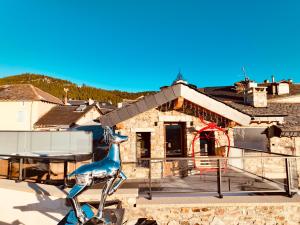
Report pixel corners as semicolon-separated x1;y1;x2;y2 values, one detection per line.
0;73;153;104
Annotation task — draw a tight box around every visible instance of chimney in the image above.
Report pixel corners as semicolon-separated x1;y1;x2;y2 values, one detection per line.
277;82;290;95
64;96;67;105
63;88;69;105
246;87;267;107
247;81;257;89
88;98;94;105
117;102;123;108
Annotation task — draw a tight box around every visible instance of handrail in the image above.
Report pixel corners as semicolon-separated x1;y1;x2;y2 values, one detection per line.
228;146;295;157
134;155;299;160
121;154;299;165
133;153;298;199
0;153;92;161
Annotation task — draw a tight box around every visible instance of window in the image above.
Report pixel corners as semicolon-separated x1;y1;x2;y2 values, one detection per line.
136;132;151;167
165;122;186;157
233;127;268;151
17;110;25;123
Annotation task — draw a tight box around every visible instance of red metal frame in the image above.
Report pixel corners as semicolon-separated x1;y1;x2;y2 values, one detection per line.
191;117;231;172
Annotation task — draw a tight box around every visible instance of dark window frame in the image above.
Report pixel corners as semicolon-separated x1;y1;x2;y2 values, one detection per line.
136;132;151;168
164;122;187;158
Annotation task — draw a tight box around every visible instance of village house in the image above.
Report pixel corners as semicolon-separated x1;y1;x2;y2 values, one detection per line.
0;85;103;183
34;103;104;159
99;75;300;186
0;83;104;132
34;104;101;131
0;84;63;130
202;77;300;156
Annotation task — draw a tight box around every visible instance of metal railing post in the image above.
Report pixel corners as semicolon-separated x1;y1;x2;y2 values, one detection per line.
8;158;12;179
285;158;292;197
18;157;23;181
148;159;152;200
242;148;245;171
217;159;223;198
63;160;68;187
261;152;264;181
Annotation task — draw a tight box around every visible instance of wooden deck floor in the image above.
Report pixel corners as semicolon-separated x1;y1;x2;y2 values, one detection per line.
135;167;288;197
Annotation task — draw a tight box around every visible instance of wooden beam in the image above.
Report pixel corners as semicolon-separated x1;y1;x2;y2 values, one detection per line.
173;97;184;110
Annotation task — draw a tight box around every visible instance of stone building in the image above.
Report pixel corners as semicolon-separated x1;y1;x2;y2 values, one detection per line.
100;77;300;182
203;80;300;155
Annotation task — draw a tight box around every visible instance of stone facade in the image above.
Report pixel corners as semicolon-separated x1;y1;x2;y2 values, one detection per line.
270;137;300;188
116;107;234;179
112;96;300;189
242;151;287;178
269;137;300;156
124;204;300;225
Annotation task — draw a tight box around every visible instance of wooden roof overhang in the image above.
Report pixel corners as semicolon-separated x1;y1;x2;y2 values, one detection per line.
161;99;235;128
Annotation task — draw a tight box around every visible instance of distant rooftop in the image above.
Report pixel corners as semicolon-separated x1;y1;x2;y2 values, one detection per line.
0;84;63;105
35;105;98;128
202;83;300;103
68;100;88;106
68;99;116;114
201;81;300;134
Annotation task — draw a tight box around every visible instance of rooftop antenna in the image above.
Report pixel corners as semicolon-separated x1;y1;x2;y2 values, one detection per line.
241;66;248;104
242;66;249;82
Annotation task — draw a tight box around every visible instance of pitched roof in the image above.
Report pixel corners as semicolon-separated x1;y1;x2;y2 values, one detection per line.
275;104;300;135
35;105;98;127
100;83;251;126
202;83;300;103
0;84;63;104
202;85;300;135
68;100;116;114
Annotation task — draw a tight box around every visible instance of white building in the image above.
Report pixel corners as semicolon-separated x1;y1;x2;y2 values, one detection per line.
0;84;63;130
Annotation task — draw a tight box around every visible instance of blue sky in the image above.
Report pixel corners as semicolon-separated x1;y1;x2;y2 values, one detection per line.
0;0;299;91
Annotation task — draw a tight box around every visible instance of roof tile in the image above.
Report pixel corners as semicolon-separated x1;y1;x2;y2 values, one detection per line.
0;84;63;104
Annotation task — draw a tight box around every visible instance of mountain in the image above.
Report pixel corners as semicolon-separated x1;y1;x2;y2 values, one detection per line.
0;73;154;105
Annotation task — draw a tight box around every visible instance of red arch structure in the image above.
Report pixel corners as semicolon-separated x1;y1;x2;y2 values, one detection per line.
191;117;231;172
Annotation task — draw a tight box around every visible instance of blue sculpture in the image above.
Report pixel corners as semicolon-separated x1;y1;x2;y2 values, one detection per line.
61;126;128;225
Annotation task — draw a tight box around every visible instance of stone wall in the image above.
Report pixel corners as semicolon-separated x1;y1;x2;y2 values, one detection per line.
229;149;299;190
227;136;300;189
269;137;299;155
124;204;300;225
243;151;286;179
116;108;234;179
270;137;300;188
